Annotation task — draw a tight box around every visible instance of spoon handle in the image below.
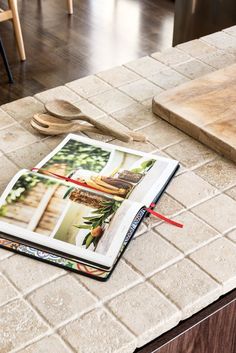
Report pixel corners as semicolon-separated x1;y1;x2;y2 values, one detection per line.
79;115;131;143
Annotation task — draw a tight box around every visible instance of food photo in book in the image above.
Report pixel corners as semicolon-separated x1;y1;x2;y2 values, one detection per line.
0;171;140;255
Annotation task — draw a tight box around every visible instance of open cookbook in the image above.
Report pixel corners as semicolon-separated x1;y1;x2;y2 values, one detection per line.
0;134;179;280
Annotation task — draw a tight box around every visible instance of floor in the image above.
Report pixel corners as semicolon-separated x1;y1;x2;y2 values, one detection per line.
0;0;174;104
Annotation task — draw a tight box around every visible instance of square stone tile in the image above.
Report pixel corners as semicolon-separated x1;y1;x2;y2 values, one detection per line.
97;66;140;87
119;79;163;102
88;89;134;114
0;274;18;306
124;231;183;277
151;48;191;66
140;120;186;149
0;156;18;186
78;260;141;301
17;335;71;353
227;229;236;243
0;247;13;261
223;26;236;37
28;275;96;326
164;138;217;169
43;135;67;150
34;86;82;104
225;186;236;201
66;75;111;98
195;158;236;190
190;238;236;293
74;100;106;120
148;69;189;90
20;120;47;140
0;124;37;153
0;108;15;130
125;56;167;77
166;171;218;208
1;97;44;122
154;149;172;159
155;193;184;216
141;98;153;109
201;31;236;53
177;39;216;57
108;282;181;347
173;59;214;79
150;259;221;319
7;141;51;169
0;254;64;293
112;103;156;130
133;222;148;239
59;308;136;353
0;299;47;353
110;138;157;153
155;211;219;254
145;193;184;228
192;194;236;233
198;50;236;70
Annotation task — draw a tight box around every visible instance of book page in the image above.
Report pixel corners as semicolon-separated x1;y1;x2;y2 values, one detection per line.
0;170;141;268
36;134;179;207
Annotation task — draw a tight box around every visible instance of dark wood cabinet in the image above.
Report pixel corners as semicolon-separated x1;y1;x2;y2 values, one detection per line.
136;289;236;353
173;0;236;45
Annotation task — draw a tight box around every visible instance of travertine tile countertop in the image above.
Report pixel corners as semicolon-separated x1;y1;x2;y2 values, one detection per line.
0;27;236;353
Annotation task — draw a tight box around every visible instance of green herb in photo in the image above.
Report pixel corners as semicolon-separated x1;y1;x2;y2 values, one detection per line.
74;200;121;249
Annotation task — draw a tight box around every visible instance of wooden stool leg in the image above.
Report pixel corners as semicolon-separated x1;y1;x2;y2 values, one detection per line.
67;0;73;15
8;0;26;61
0;38;14;83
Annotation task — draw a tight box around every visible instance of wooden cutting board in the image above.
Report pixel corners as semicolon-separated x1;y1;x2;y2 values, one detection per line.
152;64;236;163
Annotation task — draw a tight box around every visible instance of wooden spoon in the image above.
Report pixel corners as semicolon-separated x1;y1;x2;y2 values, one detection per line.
31;113;146;142
31;113;117;137
45;99;132;141
32;112;147;142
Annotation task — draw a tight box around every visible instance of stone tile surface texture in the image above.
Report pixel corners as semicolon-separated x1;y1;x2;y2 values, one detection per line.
149;68;190;90
0;299;47;353
17;335;72;353
124;231;183;277
0;26;236;353
125;56;167;77
195;157;236;190
108;283;181;347
59;308;136;353
155;211;219;254
97;66;141;87
34;86;81;104
164;138;217;169
111;103;156;130
151;259;221;318
151;47;191;66
192;194;236;233
173;59;214;79
88;89;134;114
66;75;112;98
28;275;97;326
119;79;163;102
166;171;217;207
190;238;236;293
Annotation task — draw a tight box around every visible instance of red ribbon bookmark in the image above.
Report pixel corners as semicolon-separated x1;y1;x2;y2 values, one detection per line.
31;168;183;228
31;168;99;192
146;203;183;228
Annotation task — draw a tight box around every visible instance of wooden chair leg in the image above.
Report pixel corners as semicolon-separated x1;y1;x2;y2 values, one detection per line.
8;0;26;61
0;38;14;83
67;0;73;15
